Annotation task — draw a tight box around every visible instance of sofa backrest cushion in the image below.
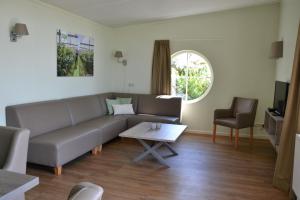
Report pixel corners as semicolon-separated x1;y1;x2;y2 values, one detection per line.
6;100;72;138
96;93;113;115
66;95;103;125
137;95;182;117
112;93;139;113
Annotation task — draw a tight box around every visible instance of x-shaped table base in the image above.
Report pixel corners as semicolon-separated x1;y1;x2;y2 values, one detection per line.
133;139;178;167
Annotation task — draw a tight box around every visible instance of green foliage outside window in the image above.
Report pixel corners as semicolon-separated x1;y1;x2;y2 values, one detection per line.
171;51;213;102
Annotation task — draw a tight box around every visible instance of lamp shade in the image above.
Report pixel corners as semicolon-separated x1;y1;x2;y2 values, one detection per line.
270;41;283;59
14;23;29;36
114;51;123;58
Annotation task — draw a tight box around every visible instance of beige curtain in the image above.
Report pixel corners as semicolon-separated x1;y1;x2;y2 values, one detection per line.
273;23;300;195
151;40;171;95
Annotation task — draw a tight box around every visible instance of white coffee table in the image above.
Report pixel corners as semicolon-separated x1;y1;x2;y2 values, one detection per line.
0;170;39;200
119;122;187;167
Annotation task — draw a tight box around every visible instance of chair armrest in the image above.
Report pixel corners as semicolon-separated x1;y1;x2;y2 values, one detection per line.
68;182;104;200
214;109;233;120
236;113;252;128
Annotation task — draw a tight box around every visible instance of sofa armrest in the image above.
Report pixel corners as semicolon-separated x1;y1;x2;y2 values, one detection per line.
236;113;252;128
2;127;30;174
214;109;232;120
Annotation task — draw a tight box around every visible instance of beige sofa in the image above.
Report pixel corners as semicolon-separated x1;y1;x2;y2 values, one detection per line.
6;93;182;175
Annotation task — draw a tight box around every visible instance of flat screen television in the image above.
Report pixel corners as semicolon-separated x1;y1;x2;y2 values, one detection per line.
273;81;289;116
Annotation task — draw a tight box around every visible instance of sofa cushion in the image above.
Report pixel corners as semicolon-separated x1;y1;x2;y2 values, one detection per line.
78;116;128;143
112;93;139;113
215;118;238;128
113;104;135;115
66;95;103;125
28;124;100;167
127;114;180;128
117;97;132;104
96;93;113;115
137;95;182;117
6;100;72;138
105;98;121;115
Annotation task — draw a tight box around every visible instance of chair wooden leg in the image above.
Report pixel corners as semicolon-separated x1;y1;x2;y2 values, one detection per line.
250;127;254;145
235;129;239;149
213;124;217;143
54;166;62;176
230;128;233;143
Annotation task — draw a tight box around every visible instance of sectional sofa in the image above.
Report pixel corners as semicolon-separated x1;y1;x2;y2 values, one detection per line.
6;93;182;175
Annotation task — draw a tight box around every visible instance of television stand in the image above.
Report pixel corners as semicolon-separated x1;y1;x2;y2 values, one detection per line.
264;110;284;152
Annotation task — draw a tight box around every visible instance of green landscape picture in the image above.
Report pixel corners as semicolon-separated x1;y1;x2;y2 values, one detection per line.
56;29;94;77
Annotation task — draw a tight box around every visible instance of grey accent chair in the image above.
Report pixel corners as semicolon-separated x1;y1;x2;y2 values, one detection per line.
212;97;258;149
0;126;30;200
68;182;104;200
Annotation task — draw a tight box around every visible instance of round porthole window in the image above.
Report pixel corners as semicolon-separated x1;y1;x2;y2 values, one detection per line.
171;50;214;103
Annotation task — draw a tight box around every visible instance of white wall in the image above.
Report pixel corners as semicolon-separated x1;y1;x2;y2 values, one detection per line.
111;4;280;137
0;0;114;125
0;1;281;138
276;0;300;82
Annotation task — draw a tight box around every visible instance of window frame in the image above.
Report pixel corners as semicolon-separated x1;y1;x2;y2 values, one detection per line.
171;50;214;104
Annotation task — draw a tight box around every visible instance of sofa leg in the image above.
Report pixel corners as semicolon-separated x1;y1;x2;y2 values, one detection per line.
91;146;99;156
54;166;62;176
235;129;239;149
213;124;217;143
250;127;254;145
97;145;102;153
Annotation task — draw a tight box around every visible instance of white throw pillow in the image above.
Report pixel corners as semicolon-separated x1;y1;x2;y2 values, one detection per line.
112;104;135;115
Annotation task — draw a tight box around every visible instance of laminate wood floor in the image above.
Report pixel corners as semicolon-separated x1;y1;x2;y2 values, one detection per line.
26;134;288;200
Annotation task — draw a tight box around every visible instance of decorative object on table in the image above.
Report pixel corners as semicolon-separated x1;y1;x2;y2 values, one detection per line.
151;123;157;130
10;23;29;42
68;182;103;200
56;29;94;77
156;123;161;129
212;97;258;149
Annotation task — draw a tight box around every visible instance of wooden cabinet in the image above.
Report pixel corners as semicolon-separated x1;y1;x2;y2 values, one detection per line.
264;110;284;152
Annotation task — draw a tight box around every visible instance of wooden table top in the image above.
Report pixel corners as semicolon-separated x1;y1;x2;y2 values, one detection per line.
119;122;187;142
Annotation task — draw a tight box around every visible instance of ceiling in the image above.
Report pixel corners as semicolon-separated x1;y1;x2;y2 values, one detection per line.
40;0;279;27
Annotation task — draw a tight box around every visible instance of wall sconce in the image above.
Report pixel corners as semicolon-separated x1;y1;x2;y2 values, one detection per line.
114;51;127;66
270;41;283;59
10;23;29;42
